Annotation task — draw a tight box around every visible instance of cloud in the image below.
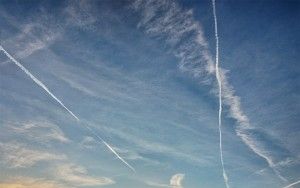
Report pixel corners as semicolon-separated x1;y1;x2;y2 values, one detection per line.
0;177;69;188
211;0;230;187
132;0;289;182
56;163;115;186
0;45;80;121
132;0;215;80
63;0;97;28
0;45;135;172
170;174;185;188
0;9;61;66
79;136;97;149
8;120;69;143
0;142;66;168
146;173;185;188
100;125;212;166
283;179;300;188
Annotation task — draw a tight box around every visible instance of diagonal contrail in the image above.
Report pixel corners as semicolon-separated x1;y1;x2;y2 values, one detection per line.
84;124;136;172
283;179;300;188
0;44;135;172
0;45;80;121
211;0;230;187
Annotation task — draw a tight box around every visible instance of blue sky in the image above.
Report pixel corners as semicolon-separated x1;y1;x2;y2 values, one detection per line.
0;0;299;188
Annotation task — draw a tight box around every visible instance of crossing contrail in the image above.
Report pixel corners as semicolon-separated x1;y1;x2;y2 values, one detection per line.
283;180;300;188
0;44;135;172
211;1;230;187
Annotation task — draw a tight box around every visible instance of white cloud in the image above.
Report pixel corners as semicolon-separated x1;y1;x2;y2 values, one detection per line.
0;11;61;66
9;120;69;143
0;142;66;168
79;136;97;149
170;174;185;188
283;179;300;188
132;0;215;81
132;0;289;181
56;163;115;186
146;173;185;188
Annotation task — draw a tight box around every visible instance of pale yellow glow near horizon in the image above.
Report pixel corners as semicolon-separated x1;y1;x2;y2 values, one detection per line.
0;182;64;188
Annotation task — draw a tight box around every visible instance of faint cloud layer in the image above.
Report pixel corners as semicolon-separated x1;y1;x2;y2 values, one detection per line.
0;142;66;168
8;120;69;143
0;177;68;188
56;163;115;186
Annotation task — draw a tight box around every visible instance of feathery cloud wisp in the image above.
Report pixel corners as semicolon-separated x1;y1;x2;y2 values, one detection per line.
9;121;69;143
56;163;115;186
132;0;288;182
0;142;66;168
0;45;135;172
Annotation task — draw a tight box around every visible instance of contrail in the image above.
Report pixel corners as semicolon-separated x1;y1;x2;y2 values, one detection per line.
211;1;230;188
84;124;136;172
283;180;300;188
102;141;136;172
0;45;135;172
0;45;79;121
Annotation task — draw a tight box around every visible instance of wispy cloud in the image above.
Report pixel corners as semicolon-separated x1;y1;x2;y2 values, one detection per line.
63;0;97;28
0;45;135;172
55;163;115;187
0;176;69;188
79;136;97;149
132;0;215;80
0;142;66;168
0;9;61;66
132;0;289;183
8;120;70;143
146;173;185;188
101;125;212;166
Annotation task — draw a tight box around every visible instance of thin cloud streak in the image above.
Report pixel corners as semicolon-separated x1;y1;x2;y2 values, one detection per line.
132;0;289;183
0;45;79;121
9;121;70;143
0;45;135;172
102;141;136;172
212;0;230;187
283;179;300;188
0;142;66;168
56;163;115;186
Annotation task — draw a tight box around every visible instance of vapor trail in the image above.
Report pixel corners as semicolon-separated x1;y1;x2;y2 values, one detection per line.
103;141;136;172
0;45;79;121
0;45;135;172
283;180;300;188
211;1;230;188
84;125;136;172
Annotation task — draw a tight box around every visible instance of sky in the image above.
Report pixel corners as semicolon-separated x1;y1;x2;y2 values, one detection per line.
0;0;299;188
